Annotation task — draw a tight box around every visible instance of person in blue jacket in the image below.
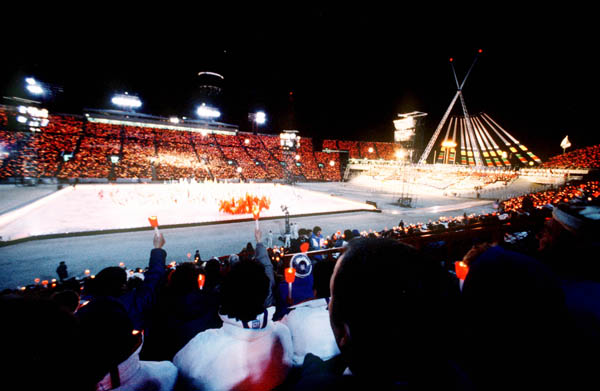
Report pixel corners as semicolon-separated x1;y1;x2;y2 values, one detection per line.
84;232;167;331
309;226;325;261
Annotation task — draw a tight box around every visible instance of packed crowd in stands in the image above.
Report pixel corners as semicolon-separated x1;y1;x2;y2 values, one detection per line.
542;144;600;169
3;175;600;389
0;106;344;183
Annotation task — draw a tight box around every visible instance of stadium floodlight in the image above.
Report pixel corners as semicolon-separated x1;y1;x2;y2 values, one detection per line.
111;93;142;110
368;147;374;153
197;103;221;119
169;117;180;124
329;160;335;166
25;77;45;95
255;111;266;125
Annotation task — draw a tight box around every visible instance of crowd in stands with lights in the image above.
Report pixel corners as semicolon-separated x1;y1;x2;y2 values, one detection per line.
542;144;600;169
3;173;600;389
0;106;345;183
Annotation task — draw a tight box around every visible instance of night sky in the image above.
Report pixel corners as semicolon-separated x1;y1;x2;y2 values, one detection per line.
1;6;595;160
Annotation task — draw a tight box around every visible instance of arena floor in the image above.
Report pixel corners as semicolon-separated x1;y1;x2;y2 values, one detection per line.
0;181;497;289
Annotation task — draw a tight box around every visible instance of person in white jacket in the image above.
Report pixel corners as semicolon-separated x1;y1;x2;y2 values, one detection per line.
174;258;294;391
280;255;340;366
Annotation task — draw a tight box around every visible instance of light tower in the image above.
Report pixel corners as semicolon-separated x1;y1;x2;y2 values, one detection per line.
393;111;427;163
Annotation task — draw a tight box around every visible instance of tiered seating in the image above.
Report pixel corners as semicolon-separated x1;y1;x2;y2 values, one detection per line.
60;137;119;178
374;142;396;160
118;126;156;179
0;130;27;179
256;135;287;178
85;122;122;139
541;144;600;169
337;140;361;159
191;133;237;179
359;141;376;159
154;130;203;180
502;180;600;212
298;138;321;181
315;151;341;181
322;139;338;150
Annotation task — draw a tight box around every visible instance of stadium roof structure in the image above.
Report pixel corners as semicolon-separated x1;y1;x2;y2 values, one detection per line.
83;108;238;135
418;51;541;167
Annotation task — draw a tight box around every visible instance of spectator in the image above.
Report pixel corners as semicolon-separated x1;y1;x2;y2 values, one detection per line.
536;203;600;387
255;227;276;308
461;244;573;390
77;297;177;391
56;261;68;281
85;232;167;330
173;259;293;391
280;255;340;366
203;257;224;294
141;262;222;362
0;296;89;391
50;289;80;313
309;226;325;261
293;237;465;390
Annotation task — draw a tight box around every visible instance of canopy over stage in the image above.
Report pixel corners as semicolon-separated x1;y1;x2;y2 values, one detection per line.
419;51;541;168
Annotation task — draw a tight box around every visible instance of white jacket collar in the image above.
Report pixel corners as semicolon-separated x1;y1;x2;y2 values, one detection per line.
96;341;143;391
219;306;276;332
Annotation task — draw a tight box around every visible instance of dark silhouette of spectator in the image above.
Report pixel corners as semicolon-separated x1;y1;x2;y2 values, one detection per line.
56;261;68;281
50;289;80;313
292;237;466;390
174;259;293;390
77;297;177;390
0;296;90;391
536;203;600;387
461;244;572;390
141;262;222;361
84;232;167;330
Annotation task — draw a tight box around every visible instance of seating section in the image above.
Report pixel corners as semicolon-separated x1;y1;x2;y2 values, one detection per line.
541;144;600;169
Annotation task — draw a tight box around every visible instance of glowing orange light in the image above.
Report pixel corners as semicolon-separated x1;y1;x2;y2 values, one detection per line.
285;267;296;284
119;262;125;268
455;261;469;280
41;280;48;286
84;270;90;275
198;274;205;289
449;57;454;62
300;242;309;253
478;49;483;53
34;278;40;284
148;216;158;228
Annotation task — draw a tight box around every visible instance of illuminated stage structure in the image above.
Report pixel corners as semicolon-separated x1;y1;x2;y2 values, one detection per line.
418;51;542;167
280;130;301;184
393;111;427;164
393;112;427;207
